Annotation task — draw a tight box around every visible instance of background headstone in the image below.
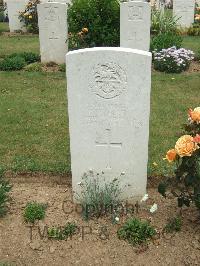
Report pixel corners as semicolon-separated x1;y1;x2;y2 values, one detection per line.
173;0;195;28
7;0;28;32
37;2;68;64
120;1;151;51
67;47;152;202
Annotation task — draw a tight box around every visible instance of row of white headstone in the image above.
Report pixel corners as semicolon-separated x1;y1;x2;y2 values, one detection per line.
2;0;198;201
4;0;198;64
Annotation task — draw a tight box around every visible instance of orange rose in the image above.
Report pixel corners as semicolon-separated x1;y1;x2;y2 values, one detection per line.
188;107;200;124
165;149;177;162
175;135;199;157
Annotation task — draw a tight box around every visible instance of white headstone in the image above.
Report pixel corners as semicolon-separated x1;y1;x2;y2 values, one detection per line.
7;0;29;32
120;1;151;51
173;0;195;28
67;47;152;202
37;2;68;64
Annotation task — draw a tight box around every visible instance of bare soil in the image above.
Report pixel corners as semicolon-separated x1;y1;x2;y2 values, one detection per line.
0;174;200;266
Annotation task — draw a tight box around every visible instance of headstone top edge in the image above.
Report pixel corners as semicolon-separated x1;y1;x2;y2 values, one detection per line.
67;47;152;57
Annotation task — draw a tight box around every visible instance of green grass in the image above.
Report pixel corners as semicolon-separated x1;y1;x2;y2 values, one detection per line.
149;72;200;175
182;36;200;54
0;32;199;177
0;71;70;174
0;24;39;58
0;22;9;34
0;71;199;176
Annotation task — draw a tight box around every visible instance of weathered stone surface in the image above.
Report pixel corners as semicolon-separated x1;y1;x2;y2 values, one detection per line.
173;0;195;28
120;1;151;51
66;47;152;202
7;0;28;32
37;2;68;64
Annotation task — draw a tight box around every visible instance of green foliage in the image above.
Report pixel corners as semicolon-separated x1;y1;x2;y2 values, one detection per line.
75;171;121;220
0;11;4;22
164;216;182;233
151;32;183;52
158;110;200;214
188;24;200;36
117;218;156;246
19;0;40;33
151;9;179;35
68;0;120;49
47;223;77;240
24;62;43;72
8;52;40;64
58;63;66;72
0;169;12;217
0;56;26;71
0;52;40;71
24;202;46;223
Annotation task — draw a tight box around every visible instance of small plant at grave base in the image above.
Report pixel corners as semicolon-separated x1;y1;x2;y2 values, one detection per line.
24;62;43;72
75;171;122;220
8;52;40;64
47;223;77;240
117;218;156;246
158;107;200;216
0;168;12;217
58;63;66;72
153;47;194;73
19;0;40;33
24;202;46;223
164;216;182;233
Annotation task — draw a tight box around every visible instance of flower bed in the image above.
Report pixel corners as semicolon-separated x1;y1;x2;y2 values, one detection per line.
153;46;194;73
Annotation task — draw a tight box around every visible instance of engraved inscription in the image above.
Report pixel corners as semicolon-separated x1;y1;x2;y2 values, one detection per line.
45;6;59;21
96;128;122;169
128;6;143;21
91;62;127;99
128;31;142;41
49;31;59;40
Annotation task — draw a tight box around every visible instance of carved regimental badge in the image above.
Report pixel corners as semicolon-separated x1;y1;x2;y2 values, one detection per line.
91;62;127;99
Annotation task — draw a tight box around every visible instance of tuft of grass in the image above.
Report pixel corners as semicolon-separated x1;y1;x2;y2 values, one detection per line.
47;222;77;240
24;62;43;72
0;168;12;217
117;218;156;246
164;216;182;233
24;202;47;223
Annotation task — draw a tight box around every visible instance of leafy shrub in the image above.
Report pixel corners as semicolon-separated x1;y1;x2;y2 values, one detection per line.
19;0;40;33
24;202;46;223
0;56;26;71
75;171;121;220
158;107;200;215
8;52;40;64
153;47;194;73
151;9;179;35
0;169;12;217
164;216;182;233
24;62;43;72
117;218;156;246
151;32;183;52
68;0;120;49
48;223;77;240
